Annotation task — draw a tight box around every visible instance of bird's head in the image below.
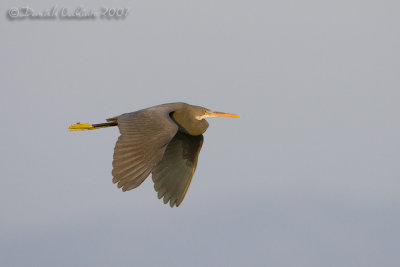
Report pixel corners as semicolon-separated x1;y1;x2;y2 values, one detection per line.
172;104;239;136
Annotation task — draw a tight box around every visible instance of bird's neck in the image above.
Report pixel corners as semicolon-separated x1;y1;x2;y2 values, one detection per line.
171;111;209;136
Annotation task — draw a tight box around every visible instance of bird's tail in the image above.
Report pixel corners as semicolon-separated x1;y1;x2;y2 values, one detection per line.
68;121;118;131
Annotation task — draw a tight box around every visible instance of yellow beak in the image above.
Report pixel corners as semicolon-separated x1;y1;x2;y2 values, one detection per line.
207;111;240;118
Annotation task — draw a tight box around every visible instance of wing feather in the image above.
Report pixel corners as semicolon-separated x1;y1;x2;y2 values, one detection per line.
151;132;203;207
111;106;178;192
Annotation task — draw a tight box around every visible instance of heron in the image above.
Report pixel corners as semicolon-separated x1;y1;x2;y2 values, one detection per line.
69;102;239;207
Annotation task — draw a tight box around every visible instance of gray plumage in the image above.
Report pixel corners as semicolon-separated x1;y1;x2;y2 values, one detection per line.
69;102;239;207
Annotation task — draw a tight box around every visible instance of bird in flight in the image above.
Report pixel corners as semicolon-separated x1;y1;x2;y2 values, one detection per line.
69;102;239;207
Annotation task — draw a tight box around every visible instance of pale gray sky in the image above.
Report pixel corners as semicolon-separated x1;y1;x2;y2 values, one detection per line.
1;0;400;266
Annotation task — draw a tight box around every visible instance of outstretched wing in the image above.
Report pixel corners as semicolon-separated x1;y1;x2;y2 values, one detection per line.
151;132;204;207
112;107;178;192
